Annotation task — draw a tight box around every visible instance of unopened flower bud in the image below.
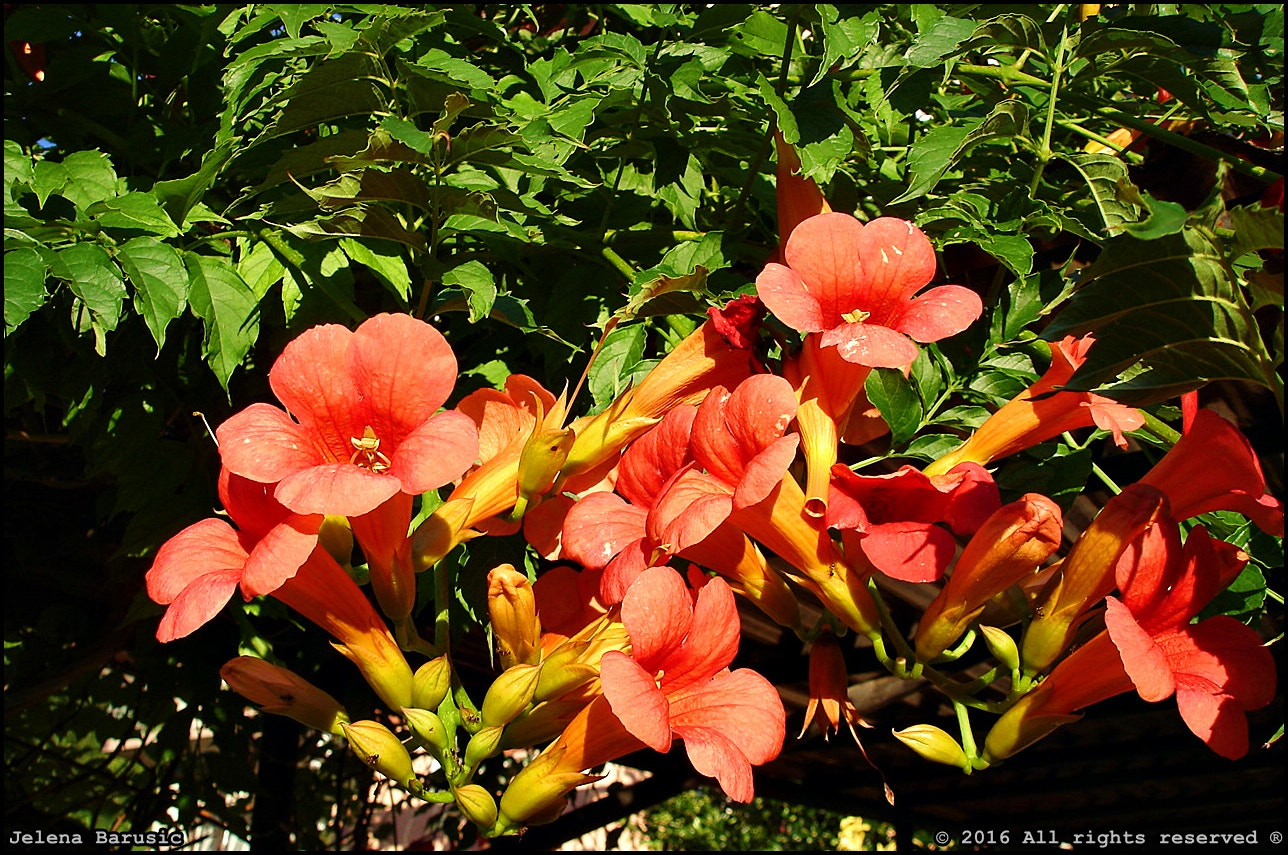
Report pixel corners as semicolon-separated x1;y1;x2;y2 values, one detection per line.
412;655;452;711
512;397;575;520
482;664;541;727
979;625;1020;673
892;725;970;770
402;707;451;756
464;725;505;770
454;784;498;831
535;643;598;701
342;720;421;793
488;564;541;669
220;656;349;735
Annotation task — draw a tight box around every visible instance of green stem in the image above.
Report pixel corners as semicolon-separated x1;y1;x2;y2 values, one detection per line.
1029;30;1069;197
1091;462;1123;495
600;246;637;280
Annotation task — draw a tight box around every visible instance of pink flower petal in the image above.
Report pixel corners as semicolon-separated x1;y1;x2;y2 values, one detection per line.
349;313;459;446
241;514;322;597
146;518;248;604
620;566;694;675
755;263;827;333
156;569;242;642
617;405;697;506
389;410;479;494
819;322;921;369
649;470;733;555
563;492;648;570
890;285;982;343
217;403;324;486
733;434;799;510
600;650;673;752
854;217;939;324
268;324;364;461
860;521;958;583
274;463;401;517
782;212;868;324
1104;597;1176;702
1174;686;1248;760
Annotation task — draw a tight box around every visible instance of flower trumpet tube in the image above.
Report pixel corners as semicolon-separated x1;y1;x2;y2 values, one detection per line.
559;296;764;483
783;336;872;518
773;130;831;253
985;631;1134;761
271;551;415;712
220;657;349;735
512;393;575;521
925;335;1144;477
916;494;1064;661
1020;484;1169;675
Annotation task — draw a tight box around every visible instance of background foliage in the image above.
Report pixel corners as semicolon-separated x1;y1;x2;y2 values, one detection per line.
4;3;1282;849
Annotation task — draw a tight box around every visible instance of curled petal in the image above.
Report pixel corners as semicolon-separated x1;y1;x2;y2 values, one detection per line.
649;470;733;555
1105;597;1176;703
156;570;243;642
1175;687;1248;760
617;405;698;506
859;522;959;583
656;577;740;694
241;514;323;597
601;650;672;753
147;518;249;604
734;434;799;510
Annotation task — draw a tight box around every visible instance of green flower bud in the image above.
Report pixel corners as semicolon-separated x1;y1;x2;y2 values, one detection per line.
342;720;422;793
892;725;970;770
412;655;452;711
464;724;505;770
980;625;1021;673
454;784;498;832
402;707;451;756
481;664;541;727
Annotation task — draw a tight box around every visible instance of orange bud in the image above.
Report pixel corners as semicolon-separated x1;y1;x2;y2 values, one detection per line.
220;656;349;735
487;564;541;669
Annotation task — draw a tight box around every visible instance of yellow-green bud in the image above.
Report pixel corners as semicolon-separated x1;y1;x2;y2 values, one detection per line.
342;720;421;793
411;656;452;711
464;724;505;770
402;707;451;756
454;784;498;831
535;643;597;701
481;664;541;727
979;625;1021;673
891;725;970;770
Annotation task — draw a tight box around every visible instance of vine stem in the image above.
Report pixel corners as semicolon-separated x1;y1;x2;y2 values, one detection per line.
1029;28;1069;197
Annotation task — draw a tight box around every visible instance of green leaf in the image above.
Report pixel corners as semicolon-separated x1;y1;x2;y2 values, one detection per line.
340;238;412;303
589;323;647;409
50;243;127;346
958;13;1046;56
262;53;389;140
442;260;497;323
757;73;798;143
88;193;182;238
865;368;923;448
729;8;790;58
57;150;120;211
116;238;189;350
185;254;261;390
1228;204;1286;257
1053;153;1144;235
1115;185;1188;240
4;141;33;188
1045;227;1278;405
906;15;978;67
810;7;878;86
892;100;1028;204
154;143;235;227
616;232;726;323
3;247;48;334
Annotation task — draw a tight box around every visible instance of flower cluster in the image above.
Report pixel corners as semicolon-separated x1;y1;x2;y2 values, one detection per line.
147;135;1280;837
